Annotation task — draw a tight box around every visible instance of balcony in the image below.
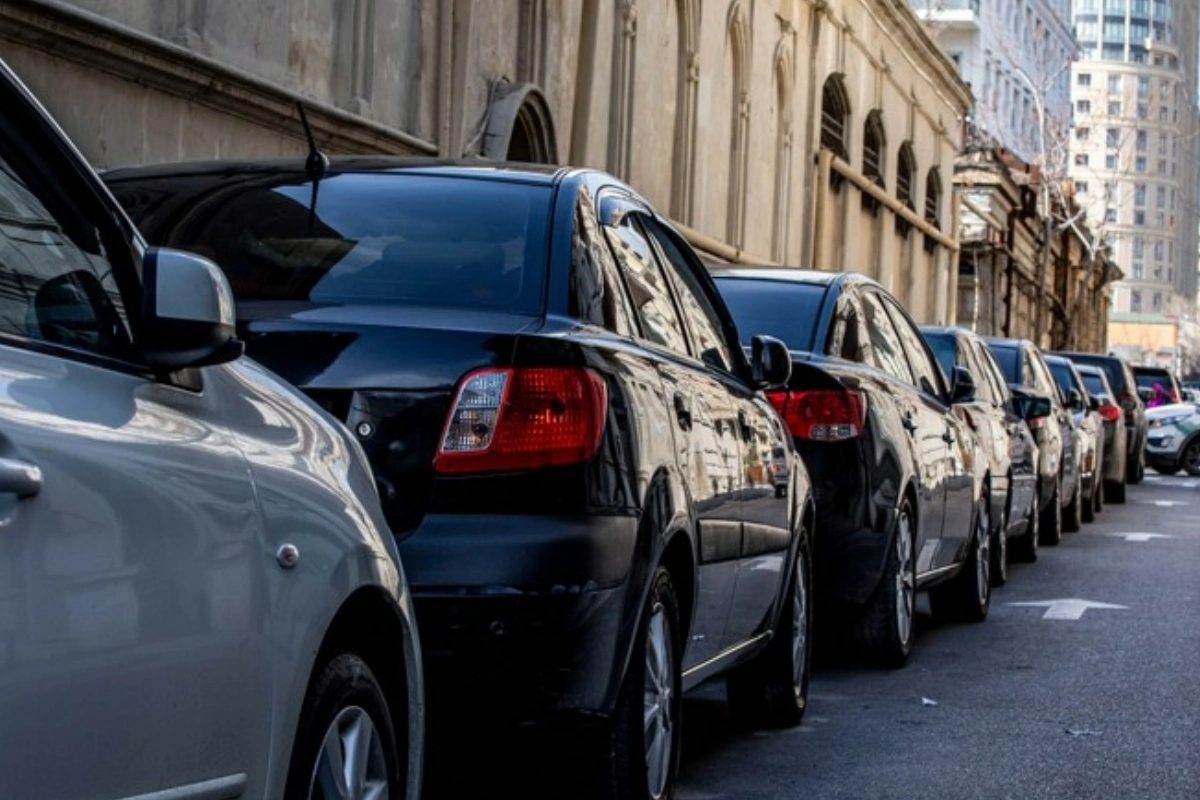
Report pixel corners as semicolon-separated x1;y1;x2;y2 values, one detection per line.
911;0;980;31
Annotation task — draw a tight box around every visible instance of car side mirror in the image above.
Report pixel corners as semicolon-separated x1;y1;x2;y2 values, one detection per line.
140;247;244;370
750;334;792;389
1068;388;1083;410
1088;394;1101;412
1023;395;1053;421
950;366;977;404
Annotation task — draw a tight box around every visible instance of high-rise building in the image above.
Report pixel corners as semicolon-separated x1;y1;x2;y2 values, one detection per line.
911;0;1075;163
1069;0;1200;330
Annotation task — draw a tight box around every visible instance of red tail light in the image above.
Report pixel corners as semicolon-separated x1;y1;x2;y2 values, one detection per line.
1098;403;1122;422
767;389;866;442
436;367;607;474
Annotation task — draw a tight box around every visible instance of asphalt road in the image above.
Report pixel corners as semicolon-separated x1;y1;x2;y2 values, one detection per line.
677;474;1200;800
422;475;1199;799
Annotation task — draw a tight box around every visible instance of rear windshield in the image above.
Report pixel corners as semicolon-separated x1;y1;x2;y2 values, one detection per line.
1065;354;1126;393
1082;373;1108;397
988;345;1019;384
1135;369;1172;391
924;333;957;379
110;172;552;312
712;278;826;351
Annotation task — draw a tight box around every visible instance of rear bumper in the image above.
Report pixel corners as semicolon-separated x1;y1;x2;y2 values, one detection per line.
397;513;639;721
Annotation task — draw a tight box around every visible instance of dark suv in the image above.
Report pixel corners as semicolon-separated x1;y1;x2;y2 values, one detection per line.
107;159;814;799
1132;365;1183;407
1057;352;1147;484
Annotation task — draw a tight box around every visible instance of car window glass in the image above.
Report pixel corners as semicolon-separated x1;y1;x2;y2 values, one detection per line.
976;342;1010;405
858;291;913;384
989;345;1019;384
604;211;689;355
0;139;132;359
1029;352;1061;402
642;217;732;372
828;294;867;362
881;297;943;398
960;340;996;405
924;333;957;380
569;188;637;337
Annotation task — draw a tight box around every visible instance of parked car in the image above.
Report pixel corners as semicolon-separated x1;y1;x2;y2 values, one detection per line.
710;269;992;667
985;339;1079;543
0;59;424;800
1074;363;1129;502
1132;364;1183;408
1059;352;1147;484
1045;355;1104;522
106;158;816;798
922;326;1040;583
1145;403;1200;476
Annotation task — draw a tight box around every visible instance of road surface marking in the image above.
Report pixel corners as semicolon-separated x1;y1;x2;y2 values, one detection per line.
1141;500;1189;507
1108;532;1176;542
1006;598;1129;620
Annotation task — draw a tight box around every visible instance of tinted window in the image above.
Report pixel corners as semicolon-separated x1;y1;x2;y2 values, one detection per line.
960;339;997;406
989;345;1019;384
924;333;957;380
605;213;689;354
883;298;943;398
976;344;1011;404
714;278;826;352
828;294;867;362
0;126;133;360
858;291;913;385
1082;372;1109;397
570;188;637;337
1065;354;1127;394
643;218;732;372
1048;360;1078;397
115;173;551;313
1134;369;1171;391
1028;351;1061;401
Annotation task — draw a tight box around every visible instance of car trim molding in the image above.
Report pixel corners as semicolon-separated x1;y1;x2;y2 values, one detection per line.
113;774;247;800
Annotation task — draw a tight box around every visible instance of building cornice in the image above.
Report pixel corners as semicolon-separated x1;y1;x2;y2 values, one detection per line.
874;0;973;113
0;0;438;157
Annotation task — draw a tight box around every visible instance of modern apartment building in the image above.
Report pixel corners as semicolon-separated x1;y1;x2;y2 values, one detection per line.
1068;0;1200;325
911;0;1075;163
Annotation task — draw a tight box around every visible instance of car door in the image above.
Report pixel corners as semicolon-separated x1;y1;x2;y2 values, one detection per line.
881;298;973;568
0;104;270;799
1029;349;1073;488
643;217;791;649
601;196;742;667
857;290;949;574
959;337;1011;517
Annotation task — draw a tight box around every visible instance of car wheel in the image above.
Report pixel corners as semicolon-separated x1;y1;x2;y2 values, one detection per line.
283;652;403;800
1106;476;1127;503
1182;439;1200;477
1129;447;1146;484
1063;473;1082;533
1082;474;1096;523
853;500;915;668
1011;494;1039;563
601;567;681;800
930;495;991;624
990;494;1009;588
727;536;811;729
1039;477;1062;547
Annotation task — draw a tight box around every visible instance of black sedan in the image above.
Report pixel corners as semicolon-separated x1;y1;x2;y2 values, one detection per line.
712;269;991;667
921;326;1040;581
107;159;814;800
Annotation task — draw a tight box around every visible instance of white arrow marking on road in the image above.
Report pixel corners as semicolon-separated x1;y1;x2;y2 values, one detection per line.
1141;500;1189;507
1007;598;1129;620
1109;532;1175;542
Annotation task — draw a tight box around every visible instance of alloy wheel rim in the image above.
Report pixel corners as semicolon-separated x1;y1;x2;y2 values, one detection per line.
643;602;674;800
894;511;915;647
309;706;388;800
976;502;990;605
792;551;809;695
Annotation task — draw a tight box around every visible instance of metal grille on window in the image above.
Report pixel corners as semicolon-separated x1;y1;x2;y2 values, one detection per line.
821;76;849;190
862;111;885;215
923;168;941;253
895;143;916;238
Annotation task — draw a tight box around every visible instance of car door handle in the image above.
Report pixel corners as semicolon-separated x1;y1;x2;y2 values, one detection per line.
0;456;41;498
902;412;918;432
673;392;693;431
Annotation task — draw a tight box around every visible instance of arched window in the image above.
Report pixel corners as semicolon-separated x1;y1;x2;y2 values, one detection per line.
821;75;850;191
862;110;886;215
896;142;916;237
924;167;942;252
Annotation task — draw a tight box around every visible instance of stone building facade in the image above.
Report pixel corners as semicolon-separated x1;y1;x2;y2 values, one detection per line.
0;0;970;323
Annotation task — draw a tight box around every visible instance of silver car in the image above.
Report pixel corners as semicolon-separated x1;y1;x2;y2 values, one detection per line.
0;59;423;800
1146;403;1200;477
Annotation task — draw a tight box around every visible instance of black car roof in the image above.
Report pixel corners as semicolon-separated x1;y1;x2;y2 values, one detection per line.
103;156;573;185
708;268;877;290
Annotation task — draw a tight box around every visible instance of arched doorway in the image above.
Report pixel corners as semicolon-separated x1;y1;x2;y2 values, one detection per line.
482;81;558;164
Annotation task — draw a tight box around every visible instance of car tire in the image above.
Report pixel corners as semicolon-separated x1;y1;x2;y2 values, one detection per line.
283;652;403;800
1129;447;1146;484
1182;439;1200;477
929;495;991;624
600;567;682;800
1082;474;1096;523
989;493;1009;588
1063;473;1082;533
1153;464;1181;476
1039;477;1062;547
853;500;915;668
1011;495;1039;563
727;536;812;729
1106;476;1127;503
